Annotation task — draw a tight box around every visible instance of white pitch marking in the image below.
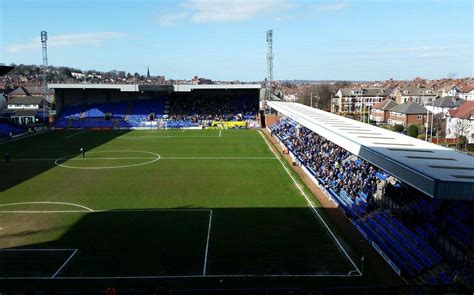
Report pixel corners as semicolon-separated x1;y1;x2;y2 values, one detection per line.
203;210;213;276
64;130;86;139
258;130;361;276
0;202;94;212
63;157;157;160
54;150;161;170
219;129;222;137
52;249;78;278
1;273;360;279
9;156;277;162
10;158;157;162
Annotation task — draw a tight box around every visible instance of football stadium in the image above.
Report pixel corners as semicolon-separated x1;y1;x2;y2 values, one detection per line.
0;81;473;294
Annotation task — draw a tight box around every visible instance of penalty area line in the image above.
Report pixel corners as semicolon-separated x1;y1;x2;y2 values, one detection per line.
258;130;361;276
203;209;213;276
1;273;361;279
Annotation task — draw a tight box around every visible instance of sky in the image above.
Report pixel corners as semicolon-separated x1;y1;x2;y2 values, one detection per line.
0;0;473;81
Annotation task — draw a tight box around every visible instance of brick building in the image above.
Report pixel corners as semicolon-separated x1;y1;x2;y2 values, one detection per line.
370;98;399;123
388;101;432;127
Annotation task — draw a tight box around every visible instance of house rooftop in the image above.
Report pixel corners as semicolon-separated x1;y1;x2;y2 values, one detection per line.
399;86;435;96
389;101;429;115
448;101;474;119
373;98;399;110
7;96;45;105
432;96;464;108
338;88;385;97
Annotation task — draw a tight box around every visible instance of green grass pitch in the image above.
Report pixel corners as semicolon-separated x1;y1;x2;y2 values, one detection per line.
0;129;360;279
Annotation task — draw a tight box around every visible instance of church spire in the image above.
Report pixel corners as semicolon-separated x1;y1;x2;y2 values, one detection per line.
147;66;150;78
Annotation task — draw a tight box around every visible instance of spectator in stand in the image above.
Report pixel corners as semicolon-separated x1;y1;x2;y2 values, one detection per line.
270;118;384;209
168;95;257;122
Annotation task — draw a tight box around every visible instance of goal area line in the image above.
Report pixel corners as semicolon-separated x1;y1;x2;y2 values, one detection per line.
0;209;214;279
0;248;78;278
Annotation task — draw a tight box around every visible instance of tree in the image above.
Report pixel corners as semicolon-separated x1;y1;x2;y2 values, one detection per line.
299;83;338;111
281;81;293;88
451;119;471;150
458;135;468;149
117;71;126;79
407;124;419;138
393;124;404;133
432;113;446;138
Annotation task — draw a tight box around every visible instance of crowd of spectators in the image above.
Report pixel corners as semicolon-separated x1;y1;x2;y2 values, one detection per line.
271;117;474;283
271;118;378;210
169;95;257;122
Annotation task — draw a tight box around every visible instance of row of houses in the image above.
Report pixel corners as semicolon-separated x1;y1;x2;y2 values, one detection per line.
370;97;474;144
370;100;432;127
333;84;474;113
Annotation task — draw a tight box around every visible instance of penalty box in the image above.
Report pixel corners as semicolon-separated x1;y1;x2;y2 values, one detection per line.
0;209;212;278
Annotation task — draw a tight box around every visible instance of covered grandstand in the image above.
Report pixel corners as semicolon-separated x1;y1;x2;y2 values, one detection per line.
268;101;474;200
49;83;262;129
267;101;473;286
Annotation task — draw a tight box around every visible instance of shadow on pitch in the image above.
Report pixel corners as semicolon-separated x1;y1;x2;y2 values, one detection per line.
3;208;356;277
0;130;131;192
0;208;438;291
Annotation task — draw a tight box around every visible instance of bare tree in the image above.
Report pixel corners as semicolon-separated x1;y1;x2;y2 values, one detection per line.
451;119;470;150
432;113;446;138
447;72;458;79
299;83;340;111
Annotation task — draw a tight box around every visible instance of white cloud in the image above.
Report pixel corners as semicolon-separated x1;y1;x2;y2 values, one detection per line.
186;0;293;23
7;32;128;54
156;12;189;26
312;1;350;12
383;45;452;54
156;0;293;26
